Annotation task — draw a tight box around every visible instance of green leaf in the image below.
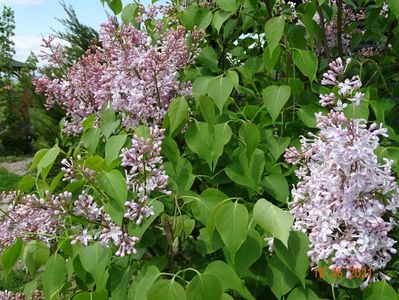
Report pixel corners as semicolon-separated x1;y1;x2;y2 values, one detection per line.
386;0;399;19
197;46;219;72
164;157;195;193
79;242;111;289
106;0;122;14
297;104;320;128
262;85;291;123
212;10;231;33
23;240;50;276
148;279;186;300
37;145;60;179
82;115;96;131
110;267;134;300
97;169;127;207
179;6;212;30
287;287;320;300
263;45;281;72
253;199;294;247
190;188;228;225
73;290;108;300
215;202;248;260
363;281;397;300
105;134;127;165
121;3;139;24
185;121;232;171
234;229;263;276
208;76;234;114
186;273;223;300
198;96;217;125
292;49;318;81
30;148;48;170
265;16;285;53
101;107;120;139
168;97;189;136
193;77;211;96
265;255;298;299
274;231;310;286
1;238;23;276
205;261;255;300
84;156;105;172
225;147;265;190
226;70;239;89
262;172;289;203
82;127;101;155
216;0;238;12
344;100;369;120
18;175;35;192
239;122;260;160
266;135;291;161
43;254;67;299
131;266;160;300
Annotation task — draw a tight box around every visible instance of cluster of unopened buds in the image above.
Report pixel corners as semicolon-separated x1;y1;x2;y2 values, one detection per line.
285;57;399;286
60;156;95;182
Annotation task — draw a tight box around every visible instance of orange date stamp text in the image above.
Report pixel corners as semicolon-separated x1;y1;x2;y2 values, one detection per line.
313;266;372;279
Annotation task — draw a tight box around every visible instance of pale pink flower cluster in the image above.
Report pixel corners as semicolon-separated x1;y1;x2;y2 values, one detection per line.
34;6;193;134
121;126;169;225
380;3;389;18
71;193;139;257
0;290;43;300
0;291;25;300
0;191;139;257
313;5;364;55
0;192;71;250
320;57;364;109
61;156;95;181
285;58;399;283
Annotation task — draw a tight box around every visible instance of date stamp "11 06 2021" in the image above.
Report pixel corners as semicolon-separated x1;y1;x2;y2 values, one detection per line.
313;267;372;279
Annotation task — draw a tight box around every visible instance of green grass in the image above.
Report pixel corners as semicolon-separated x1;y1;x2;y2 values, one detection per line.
0;168;21;191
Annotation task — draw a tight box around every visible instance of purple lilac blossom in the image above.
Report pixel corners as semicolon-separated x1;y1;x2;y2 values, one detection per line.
33;6;194;135
285;57;399;285
121;126;170;225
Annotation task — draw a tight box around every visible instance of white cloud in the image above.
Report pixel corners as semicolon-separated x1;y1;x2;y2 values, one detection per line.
13;34;43;62
0;0;44;5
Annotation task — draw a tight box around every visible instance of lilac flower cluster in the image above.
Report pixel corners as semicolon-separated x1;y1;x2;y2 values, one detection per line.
61;156;95;182
0;191;139;257
313;4;365;55
319;57;364;109
285;58;399;282
0;192;70;250
34;6;194;134
0;291;25;300
121;126;170;225
380;2;389;18
71;193;139;257
0;290;44;300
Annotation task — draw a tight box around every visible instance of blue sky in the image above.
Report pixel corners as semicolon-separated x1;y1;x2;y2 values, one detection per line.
0;0;151;62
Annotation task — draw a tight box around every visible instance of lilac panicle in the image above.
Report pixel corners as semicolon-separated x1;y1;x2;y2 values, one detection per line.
34;6;194;134
285;57;399;285
121;126;170;225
